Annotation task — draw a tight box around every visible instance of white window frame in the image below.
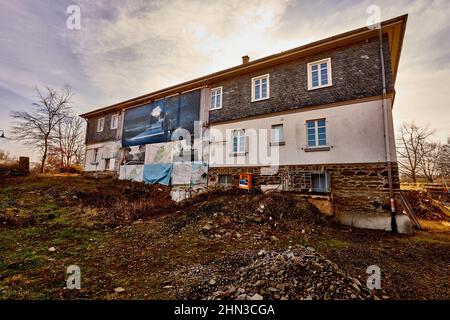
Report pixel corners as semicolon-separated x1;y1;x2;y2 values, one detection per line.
219;175;233;186
110;114;119;130
271;124;284;143
251;74;270;102
96;117;105;132
232;129;245;154
210;86;223;110
91;148;99;164
306;119;327;147
307;58;332;90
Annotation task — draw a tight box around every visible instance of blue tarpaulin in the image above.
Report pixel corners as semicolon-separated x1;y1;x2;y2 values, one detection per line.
143;163;173;186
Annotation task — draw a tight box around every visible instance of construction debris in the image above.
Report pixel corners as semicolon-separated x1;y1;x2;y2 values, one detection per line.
402;190;449;221
207;246;380;300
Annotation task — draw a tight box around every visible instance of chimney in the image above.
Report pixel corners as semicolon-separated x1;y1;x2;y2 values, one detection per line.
242;55;250;64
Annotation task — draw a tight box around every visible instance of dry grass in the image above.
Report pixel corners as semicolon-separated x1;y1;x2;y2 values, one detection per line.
1;175;449;300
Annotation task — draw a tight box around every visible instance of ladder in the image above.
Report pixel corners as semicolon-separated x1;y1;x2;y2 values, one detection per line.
400;191;422;230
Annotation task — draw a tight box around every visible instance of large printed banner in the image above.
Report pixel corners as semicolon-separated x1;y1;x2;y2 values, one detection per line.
122;90;201;147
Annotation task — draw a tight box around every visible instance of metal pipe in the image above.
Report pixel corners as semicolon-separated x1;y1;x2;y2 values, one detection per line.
379;27;398;233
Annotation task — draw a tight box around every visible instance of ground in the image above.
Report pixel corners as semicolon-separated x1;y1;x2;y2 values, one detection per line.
0;175;449;300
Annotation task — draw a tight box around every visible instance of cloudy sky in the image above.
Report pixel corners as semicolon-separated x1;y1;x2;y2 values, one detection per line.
0;0;449;161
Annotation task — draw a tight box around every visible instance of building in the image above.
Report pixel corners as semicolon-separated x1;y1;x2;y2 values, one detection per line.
80;15;409;232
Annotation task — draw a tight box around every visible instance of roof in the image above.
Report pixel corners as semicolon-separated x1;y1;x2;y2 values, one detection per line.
80;14;408;118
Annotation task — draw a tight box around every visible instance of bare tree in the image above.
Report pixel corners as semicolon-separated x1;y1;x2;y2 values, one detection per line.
419;142;442;182
11;87;72;173
53;115;85;167
396;122;433;183
438;143;450;178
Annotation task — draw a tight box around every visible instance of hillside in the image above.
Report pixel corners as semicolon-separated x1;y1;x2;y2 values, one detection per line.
0;175;449;299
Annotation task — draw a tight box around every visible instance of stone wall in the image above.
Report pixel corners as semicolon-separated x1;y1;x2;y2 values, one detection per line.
208;162;402;218
209;35;392;123
85;113;119;144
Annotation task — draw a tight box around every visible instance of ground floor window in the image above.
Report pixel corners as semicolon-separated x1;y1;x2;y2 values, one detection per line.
219;174;233;186
311;172;330;193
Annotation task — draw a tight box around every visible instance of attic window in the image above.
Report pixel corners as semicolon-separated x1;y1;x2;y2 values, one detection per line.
111;114;119;130
307;58;332;90
97;117;105;132
210;87;222;110
251;74;269;101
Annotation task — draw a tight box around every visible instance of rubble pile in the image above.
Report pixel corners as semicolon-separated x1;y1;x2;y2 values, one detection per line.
208;246;381;300
172;190;329;234
403;190;449;221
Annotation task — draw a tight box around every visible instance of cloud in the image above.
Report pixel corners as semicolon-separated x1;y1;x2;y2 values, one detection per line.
65;0;290;106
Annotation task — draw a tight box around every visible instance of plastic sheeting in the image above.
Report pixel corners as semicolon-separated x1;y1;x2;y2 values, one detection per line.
145;141;175;164
143;163;173;186
171;161;208;185
191;162;208;184
119;165;144;182
171;162;192;185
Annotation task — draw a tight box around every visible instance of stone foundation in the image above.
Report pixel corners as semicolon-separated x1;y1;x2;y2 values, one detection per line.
208;162;403;224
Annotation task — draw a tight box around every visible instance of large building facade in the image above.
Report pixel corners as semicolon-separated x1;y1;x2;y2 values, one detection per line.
80;15;409;231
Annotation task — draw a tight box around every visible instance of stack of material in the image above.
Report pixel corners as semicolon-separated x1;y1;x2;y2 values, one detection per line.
208;246;381;300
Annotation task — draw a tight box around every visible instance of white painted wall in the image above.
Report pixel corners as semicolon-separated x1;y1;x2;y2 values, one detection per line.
208;99;397;167
84;141;121;172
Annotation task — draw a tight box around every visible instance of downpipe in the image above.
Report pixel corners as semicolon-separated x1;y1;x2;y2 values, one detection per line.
379;27;398;233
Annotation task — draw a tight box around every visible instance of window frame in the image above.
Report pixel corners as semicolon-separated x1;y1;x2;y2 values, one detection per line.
210;86;223;110
251;74;270;102
271;124;285;145
311;172;331;193
232;129;246;155
307;58;332;90
96;117;105;132
219;175;233;186
110;114;119;130
306;119;327;147
91;148;99;165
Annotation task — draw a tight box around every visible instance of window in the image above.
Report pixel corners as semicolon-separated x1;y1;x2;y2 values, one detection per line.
104;159;110;171
96;117;105;132
91;148;99;164
271;124;284;144
210;87;222;110
219;175;233;186
307;58;332;90
311;172;330;193
307;119;327;147
111;114;119;130
251;74;269;101
232;129;245;154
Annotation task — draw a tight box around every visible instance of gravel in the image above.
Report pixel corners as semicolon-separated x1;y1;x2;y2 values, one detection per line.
207;245;381;300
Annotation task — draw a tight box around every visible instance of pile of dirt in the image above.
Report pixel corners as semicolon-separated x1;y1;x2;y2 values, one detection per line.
208;246;380;300
403;190;449;221
73;180;175;227
172;190;329;234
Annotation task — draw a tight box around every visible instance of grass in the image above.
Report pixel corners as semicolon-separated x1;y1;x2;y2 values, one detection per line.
1;175;449;300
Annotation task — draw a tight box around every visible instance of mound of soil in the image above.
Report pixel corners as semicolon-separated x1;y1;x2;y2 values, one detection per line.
73;181;175;227
172;189;329;234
